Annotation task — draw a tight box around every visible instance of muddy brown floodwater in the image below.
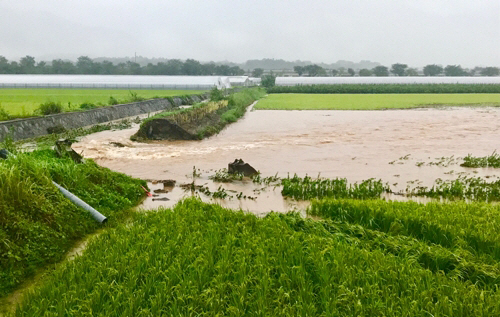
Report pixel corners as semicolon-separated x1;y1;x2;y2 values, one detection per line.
73;106;500;214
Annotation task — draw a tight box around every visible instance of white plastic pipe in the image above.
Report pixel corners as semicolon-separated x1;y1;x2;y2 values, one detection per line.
52;181;108;223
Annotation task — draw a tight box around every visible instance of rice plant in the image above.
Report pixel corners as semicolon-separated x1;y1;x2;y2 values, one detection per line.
462;151;500;168
12;198;500;316
281;174;390;200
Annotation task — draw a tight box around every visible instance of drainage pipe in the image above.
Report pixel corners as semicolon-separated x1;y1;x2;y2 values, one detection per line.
52;181;108;223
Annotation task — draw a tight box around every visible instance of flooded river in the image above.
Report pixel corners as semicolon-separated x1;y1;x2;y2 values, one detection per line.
74;106;500;214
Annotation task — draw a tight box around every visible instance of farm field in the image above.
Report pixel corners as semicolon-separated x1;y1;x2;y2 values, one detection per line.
10;198;500;316
0;89;206;116
254;93;500;110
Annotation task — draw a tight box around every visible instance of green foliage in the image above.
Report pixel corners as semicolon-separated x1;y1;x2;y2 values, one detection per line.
209;87;225;102
209;168;244;182
358;68;372;76
128;91;145;102
309;199;500;262
423;64;444;76
390;63;408;76
0;89;207;118
281;175;389;200
267;83;500;94
108;96;119;105
0;106;10;121
255;93;500;110
79;102;97;110
372;65;389;76
12;198;500;316
37;101;63;115
407;175;500;201
0;150;146;296
261;74;276;88
461;151;500;168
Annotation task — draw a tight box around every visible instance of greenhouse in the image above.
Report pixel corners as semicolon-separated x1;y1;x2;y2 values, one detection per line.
227;76;250;87
0;75;228;90
275;76;500;86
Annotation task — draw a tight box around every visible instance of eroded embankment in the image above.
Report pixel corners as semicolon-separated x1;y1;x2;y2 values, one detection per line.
132;88;266;141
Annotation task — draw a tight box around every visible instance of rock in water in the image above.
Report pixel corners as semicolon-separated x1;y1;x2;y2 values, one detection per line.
228;159;258;177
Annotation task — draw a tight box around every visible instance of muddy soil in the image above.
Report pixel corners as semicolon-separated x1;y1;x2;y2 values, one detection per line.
74;107;500;213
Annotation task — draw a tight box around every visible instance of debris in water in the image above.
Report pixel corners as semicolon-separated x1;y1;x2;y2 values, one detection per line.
152;197;170;201
228;159;258;177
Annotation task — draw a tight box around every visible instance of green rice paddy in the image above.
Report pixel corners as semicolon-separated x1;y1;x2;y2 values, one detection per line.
255;93;500;110
0;89;206;116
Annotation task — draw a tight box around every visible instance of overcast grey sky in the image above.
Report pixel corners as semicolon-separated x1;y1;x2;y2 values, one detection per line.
1;0;499;67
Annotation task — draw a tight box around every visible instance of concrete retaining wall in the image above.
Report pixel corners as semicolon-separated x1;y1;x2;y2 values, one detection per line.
0;93;209;142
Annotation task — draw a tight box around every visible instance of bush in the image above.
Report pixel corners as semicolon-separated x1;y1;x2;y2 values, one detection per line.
38;102;63;115
108;96;119;105
0;106;10;121
79;102;97;110
210;87;225;101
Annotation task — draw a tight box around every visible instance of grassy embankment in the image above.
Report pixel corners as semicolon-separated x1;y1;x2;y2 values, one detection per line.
11;198;500;316
134;87;266;140
0;89;206;118
255;93;500;110
0;149;146;298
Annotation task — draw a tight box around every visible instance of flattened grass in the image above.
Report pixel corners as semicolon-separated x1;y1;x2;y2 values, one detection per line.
0;89;206;116
255;93;500;110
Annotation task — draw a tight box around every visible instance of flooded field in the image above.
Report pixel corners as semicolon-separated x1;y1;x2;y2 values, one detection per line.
74;106;500;214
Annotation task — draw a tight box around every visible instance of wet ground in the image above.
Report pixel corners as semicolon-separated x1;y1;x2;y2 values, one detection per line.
73;106;500;214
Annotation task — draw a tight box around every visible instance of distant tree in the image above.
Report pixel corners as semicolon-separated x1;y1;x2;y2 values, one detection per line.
76;56;95;74
215;64;231;76
372;66;389;77
165;59;183;75
405;68;419;76
182;59;202;75
480;67;500;76
126;61;142;75
331;69;339;76
337;67;346;76
19;55;36;74
347;68;355;76
35;61;50;74
358;68;372;76
202;63;216;75
51;59;76;74
252;68;264;77
423;64;443;76
390;63;408;76
294;66;304;76
304;64;326;77
261;73;276;88
444;65;468;76
0;56;11;74
99;60;116;74
229;66;245;76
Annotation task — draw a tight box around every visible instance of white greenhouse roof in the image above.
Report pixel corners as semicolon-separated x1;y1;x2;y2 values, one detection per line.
0;75;227;89
275;76;500;86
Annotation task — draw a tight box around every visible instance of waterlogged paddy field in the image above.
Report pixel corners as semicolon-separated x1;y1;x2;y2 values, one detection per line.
0;89;206;115
5;99;500;315
255;93;500;110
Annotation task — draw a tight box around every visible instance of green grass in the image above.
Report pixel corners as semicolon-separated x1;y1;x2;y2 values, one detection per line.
0;149;146;297
255;93;500;110
12;198;500;316
0;89;206;116
462;151;500;168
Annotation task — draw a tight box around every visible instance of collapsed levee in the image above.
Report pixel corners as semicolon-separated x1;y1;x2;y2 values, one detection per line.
131;88;266;141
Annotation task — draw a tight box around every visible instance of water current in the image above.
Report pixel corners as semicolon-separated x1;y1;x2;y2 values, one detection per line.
73;106;500;214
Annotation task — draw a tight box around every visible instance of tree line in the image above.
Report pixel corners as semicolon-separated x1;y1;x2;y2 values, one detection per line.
0;56;246;76
293;63;499;77
0;55;498;77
